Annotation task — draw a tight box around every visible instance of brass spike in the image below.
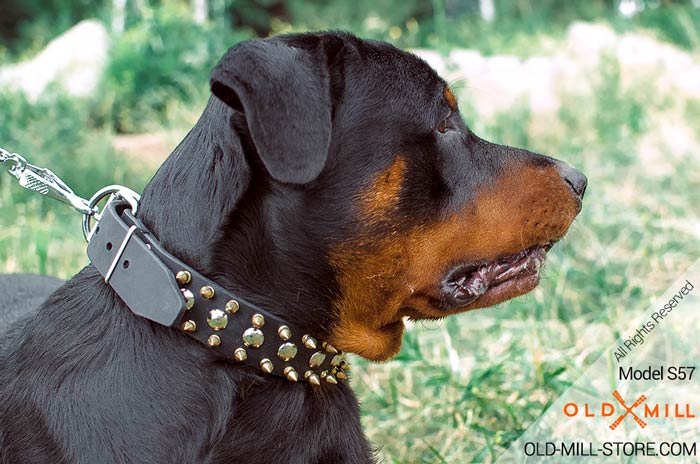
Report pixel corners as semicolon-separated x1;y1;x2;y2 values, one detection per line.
302;334;317;350
283;366;299;382
181;320;196;332
304;370;321;386
251;314;265;328
325;374;338;385
175;270;191;285
277;325;292;341
325;343;339;355
207;334;222;347
330;354;344;367
200;285;215;299
336;370;348;380
260;358;274;374
233;348;247;362
225;299;240;313
340;361;351;371
320;370;328;379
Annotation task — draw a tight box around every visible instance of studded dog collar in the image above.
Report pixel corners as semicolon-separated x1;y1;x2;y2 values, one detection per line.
86;200;348;385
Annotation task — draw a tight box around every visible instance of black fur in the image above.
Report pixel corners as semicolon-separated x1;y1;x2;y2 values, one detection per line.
0;32;579;463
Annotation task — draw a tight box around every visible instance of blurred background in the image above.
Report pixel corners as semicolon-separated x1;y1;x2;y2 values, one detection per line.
1;1;699;462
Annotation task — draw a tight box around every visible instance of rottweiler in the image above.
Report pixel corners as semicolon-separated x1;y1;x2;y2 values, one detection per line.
0;32;585;463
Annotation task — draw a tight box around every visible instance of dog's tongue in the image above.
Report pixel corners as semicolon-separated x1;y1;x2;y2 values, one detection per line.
450;247;545;305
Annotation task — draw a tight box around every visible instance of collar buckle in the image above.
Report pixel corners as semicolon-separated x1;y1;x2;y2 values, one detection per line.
87;202;186;327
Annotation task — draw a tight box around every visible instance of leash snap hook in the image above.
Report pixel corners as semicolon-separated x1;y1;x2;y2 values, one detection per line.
2;147;96;216
0;148;27;178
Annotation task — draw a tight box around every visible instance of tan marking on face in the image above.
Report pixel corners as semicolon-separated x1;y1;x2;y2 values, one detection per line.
359;155;406;220
329;162;580;361
444;86;457;111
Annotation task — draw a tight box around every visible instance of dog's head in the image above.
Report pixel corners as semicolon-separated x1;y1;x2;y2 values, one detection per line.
141;32;585;362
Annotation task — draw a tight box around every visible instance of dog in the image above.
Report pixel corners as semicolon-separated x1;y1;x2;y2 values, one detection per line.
0;32;586;463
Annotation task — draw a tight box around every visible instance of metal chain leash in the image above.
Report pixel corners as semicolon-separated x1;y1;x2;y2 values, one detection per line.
1;146;141;241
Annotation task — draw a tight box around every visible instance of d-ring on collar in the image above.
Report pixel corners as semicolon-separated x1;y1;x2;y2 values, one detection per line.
86;201;348;385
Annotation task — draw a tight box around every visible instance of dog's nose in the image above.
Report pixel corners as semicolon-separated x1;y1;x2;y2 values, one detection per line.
556;162;587;199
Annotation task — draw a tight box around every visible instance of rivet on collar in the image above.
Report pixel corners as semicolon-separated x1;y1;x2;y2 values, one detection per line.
242;327;264;348
277;342;298;361
207;309;228;331
180;288;195;310
309;351;326;368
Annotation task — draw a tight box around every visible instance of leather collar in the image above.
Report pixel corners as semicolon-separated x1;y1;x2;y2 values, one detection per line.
86;200;348;385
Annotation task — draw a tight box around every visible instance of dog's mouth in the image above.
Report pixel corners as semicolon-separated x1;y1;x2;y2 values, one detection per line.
439;242;554;310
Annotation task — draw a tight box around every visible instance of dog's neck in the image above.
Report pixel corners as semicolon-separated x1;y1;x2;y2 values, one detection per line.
136;98;336;339
138;98;249;268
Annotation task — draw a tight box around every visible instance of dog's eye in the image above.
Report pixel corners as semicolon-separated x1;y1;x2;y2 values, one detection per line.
437;118;449;134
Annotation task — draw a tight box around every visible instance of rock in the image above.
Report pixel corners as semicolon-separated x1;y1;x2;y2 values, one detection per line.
415;20;700;119
563;22;617;69
0;20;109;100
414;21;700;170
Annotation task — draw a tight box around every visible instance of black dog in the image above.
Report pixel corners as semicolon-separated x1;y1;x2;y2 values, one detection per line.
0;32;585;463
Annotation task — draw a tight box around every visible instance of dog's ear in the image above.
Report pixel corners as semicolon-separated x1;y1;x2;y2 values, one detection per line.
210;37;336;185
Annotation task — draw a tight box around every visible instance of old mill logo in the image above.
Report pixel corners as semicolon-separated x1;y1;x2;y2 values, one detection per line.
609;390;647;430
563;390;695;430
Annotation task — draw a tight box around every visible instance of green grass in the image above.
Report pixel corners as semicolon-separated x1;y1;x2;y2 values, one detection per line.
2;19;700;464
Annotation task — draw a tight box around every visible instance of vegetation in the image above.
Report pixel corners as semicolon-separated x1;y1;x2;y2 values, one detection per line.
1;1;699;462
